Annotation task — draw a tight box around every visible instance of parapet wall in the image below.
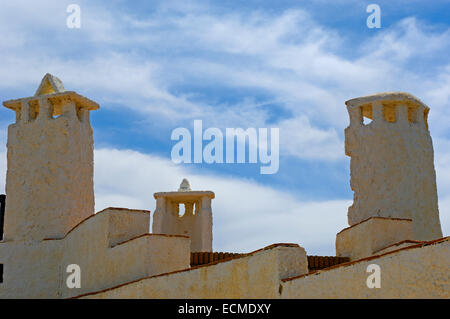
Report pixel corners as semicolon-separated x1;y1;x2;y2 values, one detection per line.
0;208;191;298
281;237;450;298
77;238;450;299
77;244;308;299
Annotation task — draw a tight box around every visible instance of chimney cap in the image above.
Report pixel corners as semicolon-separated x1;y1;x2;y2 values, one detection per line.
345;92;429;110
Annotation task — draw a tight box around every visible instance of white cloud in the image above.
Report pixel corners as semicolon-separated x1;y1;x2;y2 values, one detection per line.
279;116;343;160
361;17;450;63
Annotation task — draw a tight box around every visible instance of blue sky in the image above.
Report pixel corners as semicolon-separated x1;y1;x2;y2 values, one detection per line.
0;0;449;255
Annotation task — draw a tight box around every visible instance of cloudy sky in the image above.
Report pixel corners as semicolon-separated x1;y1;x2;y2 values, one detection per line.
0;0;449;255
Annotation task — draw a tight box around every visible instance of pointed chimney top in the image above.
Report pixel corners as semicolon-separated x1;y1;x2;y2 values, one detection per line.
178;178;191;192
34;73;65;96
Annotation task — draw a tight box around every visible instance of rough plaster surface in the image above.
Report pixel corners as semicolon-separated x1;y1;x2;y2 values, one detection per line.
336;217;413;260
345;92;442;241
281;238;450;299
